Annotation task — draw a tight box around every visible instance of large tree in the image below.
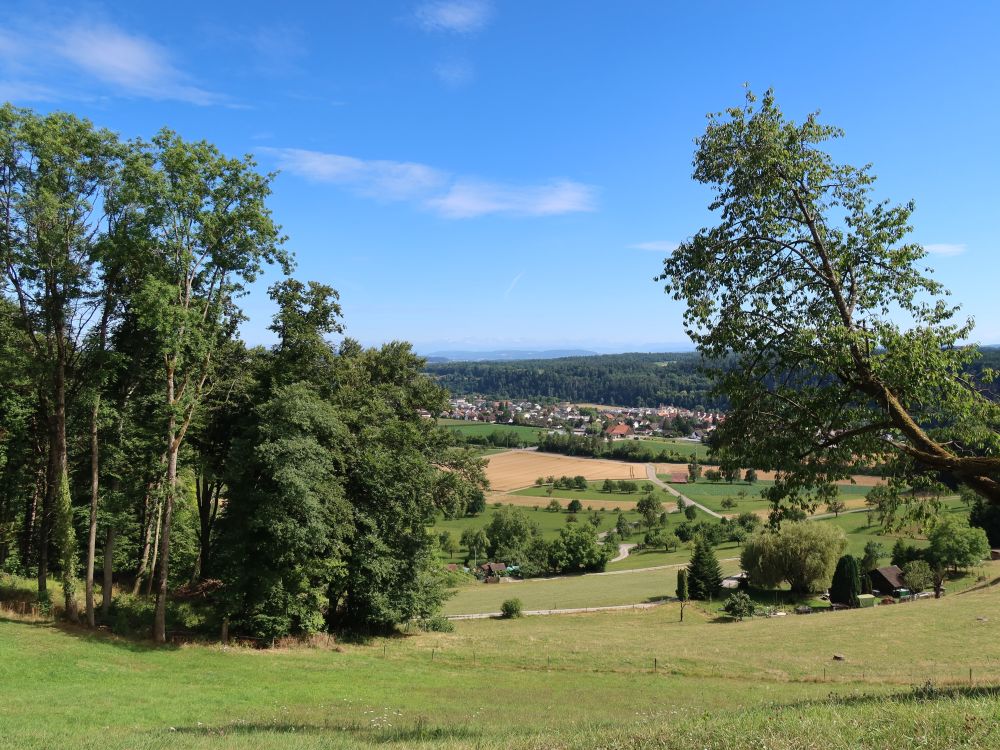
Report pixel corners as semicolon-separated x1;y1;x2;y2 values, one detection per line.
123;130;288;642
659;90;999;518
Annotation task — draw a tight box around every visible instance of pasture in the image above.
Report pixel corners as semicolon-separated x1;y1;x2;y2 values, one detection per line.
483;450;639;491
511;478;671;503
441;560;741;615
634;436;712;461
1;582;998;749
438;419;544;445
665;478;872;515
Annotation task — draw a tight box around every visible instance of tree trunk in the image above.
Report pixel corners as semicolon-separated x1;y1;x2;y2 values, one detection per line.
153;413;177;644
20;464;43;572
85;395;100;627
194;473;219;582
145;496;163;597
101;525;115;617
131;485;155;595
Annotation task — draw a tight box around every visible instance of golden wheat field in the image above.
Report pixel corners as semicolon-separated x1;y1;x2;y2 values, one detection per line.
484;450;640;491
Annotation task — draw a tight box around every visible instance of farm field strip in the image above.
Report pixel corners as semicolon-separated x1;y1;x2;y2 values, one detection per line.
484;451;641;492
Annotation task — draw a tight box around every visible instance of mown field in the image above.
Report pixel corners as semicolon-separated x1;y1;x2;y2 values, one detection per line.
438;419;544;445
661;478;873;514
511;478;671;504
634;436;712;461
1;581;998;749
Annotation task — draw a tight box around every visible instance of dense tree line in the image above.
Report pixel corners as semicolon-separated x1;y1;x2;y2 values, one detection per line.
425;352;725;409
536;431;701;464
0;105;486;642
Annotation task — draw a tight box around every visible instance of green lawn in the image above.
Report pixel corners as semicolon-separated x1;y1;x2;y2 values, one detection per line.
660;478;872;514
2;580;999;749
511;478;669;504
635;436;712;461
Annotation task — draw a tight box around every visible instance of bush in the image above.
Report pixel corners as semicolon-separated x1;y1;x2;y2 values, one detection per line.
415;615;455;632
500;598;523;619
723;591;755;621
902;559;935;592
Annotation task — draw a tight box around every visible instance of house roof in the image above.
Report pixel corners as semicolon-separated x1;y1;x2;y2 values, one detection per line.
669;473;688;483
606;423;632;436
870;565;906;590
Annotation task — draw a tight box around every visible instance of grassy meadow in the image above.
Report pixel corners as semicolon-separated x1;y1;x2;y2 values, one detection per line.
634;436;712;461
1;580;998;749
658;477;873;514
438;419;543;445
511;478;670;504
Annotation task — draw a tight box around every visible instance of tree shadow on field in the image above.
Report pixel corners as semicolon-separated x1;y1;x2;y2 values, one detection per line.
170;720;483;744
787;684;1000;710
0;613;178;653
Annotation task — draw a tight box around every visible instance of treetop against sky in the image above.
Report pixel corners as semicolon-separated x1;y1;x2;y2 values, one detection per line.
2;1;998;350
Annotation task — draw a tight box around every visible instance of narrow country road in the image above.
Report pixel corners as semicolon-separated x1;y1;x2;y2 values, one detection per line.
645;464;723;519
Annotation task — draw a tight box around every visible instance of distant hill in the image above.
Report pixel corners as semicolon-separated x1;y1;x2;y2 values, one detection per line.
426;346;1000;408
425;349;598;362
426;351;721;409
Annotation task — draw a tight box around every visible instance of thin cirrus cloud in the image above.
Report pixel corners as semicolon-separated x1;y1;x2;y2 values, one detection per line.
266;147;597;220
0;21;225;106
415;0;494;33
924;243;966;257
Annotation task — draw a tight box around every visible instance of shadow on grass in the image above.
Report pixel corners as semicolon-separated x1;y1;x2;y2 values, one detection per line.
170;721;483;744
0;613;178;652
789;684;1000;710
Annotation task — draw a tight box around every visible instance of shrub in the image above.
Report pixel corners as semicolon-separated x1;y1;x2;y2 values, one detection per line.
500;598;523;619
723;591;755;621
416;615;455;632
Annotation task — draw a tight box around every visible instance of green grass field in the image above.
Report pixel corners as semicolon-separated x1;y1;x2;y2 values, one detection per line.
511;478;669;504
442;559;743;615
2;579;998;749
658;477;873;514
431;506;644;564
438;419;543;446
635;436;712;461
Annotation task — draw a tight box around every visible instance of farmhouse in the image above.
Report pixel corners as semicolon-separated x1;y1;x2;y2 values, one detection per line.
605;423;633;439
869;565;906;595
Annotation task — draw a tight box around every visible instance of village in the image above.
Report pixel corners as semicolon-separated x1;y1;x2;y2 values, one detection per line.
440;396;725;438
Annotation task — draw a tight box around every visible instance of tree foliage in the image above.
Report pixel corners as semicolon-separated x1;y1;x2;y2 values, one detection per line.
741;521;847;594
659;89;1000;518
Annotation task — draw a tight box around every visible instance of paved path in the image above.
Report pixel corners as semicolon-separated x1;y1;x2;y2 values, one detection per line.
645;464;724;519
609;542;637;563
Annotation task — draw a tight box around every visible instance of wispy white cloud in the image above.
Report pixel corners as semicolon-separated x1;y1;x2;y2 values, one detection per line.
262;148;448;200
266;148;597;220
504;271;524;298
429;179;596;218
434;59;474;87
0;20;225;106
415;0;493;33
924;243;966;257
629;241;680;253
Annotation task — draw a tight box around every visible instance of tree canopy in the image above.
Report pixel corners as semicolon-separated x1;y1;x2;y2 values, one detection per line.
659;89;1000;517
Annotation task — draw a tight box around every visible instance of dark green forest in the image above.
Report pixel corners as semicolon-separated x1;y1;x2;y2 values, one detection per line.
427;349;1000;409
426;352;725;408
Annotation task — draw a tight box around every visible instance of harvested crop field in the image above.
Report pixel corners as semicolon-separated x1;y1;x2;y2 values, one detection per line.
484;450;639;491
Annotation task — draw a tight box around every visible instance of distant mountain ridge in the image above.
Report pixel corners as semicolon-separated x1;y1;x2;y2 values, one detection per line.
424;349;598;362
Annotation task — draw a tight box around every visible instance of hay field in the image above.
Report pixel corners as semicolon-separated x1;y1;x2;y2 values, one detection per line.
484;451;639;491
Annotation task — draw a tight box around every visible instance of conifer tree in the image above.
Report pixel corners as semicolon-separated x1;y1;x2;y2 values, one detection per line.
687;533;722;600
829;554;862;607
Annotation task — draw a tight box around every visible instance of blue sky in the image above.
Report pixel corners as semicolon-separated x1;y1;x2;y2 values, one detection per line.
3;1;999;352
